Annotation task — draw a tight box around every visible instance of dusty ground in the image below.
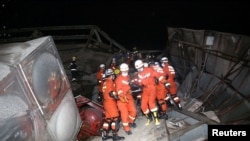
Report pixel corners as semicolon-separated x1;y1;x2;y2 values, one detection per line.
84;112;169;141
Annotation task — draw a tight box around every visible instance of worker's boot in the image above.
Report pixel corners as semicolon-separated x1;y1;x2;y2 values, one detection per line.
145;113;153;126
101;130;112;141
159;112;168;120
112;133;125;141
153;111;160;125
129;122;137;128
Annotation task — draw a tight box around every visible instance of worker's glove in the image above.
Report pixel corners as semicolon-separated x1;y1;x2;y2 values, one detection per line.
109;91;119;100
164;93;174;105
172;96;182;110
164;82;171;89
173;96;180;104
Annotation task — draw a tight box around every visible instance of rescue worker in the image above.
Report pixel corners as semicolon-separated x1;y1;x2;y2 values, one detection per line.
152;61;169;119
110;58;117;71
134;59;168;126
160;57;182;110
115;63;137;135
96;64;106;103
110;58;120;76
70;56;78;82
101;68;125;141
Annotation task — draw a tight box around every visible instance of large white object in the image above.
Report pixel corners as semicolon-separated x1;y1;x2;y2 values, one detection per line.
0;36;81;141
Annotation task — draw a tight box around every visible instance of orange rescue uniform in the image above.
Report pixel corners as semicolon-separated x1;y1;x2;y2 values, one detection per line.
115;74;137;133
96;68;105;94
162;63;177;96
137;67;159;114
102;78;119;119
153;66;168;114
102;77;120;132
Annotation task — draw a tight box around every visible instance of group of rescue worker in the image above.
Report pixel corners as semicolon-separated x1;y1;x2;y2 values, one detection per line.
95;50;182;141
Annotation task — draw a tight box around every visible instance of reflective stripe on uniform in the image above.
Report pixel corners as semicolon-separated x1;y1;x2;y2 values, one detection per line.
122;122;129;126
156;68;164;73
138;74;143;79
150;107;158;112
159;76;164;81
143;109;150;114
138;73;150;79
129;115;135;120
122;80;129;85
103;123;109;128
118;90;123;95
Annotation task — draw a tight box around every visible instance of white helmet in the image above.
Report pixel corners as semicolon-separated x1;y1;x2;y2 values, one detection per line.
160;57;168;63
100;64;105;68
120;63;129;72
143;62;149;67
134;59;144;69
105;68;114;76
103;68;115;80
154;61;160;67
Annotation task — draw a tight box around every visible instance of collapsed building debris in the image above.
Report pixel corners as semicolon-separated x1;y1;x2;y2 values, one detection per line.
0;25;249;141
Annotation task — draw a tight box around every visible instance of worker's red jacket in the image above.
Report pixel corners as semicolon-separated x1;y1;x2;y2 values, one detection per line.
137;67;166;86
102;77;119;118
96;68;105;92
162;63;177;95
115;74;133;102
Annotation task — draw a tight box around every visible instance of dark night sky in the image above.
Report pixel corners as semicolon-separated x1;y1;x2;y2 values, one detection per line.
1;0;250;50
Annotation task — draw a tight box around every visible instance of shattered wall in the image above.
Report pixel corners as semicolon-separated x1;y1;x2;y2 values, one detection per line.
166;27;250;124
